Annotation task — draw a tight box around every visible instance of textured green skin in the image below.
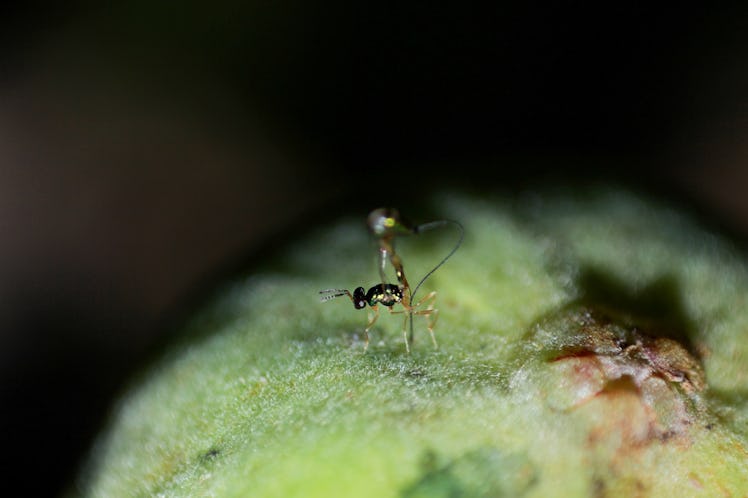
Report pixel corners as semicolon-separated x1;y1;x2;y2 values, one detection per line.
78;189;748;497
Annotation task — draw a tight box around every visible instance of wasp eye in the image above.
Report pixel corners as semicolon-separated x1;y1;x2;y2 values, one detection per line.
352;287;367;309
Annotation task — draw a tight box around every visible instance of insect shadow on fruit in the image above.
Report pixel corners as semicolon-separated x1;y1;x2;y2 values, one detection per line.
575;266;700;359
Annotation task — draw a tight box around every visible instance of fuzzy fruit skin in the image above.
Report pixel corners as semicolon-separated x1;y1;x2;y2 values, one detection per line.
77;189;748;497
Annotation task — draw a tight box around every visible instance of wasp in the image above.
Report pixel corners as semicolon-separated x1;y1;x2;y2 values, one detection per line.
319;283;438;353
367;208;416;297
321;207;462;353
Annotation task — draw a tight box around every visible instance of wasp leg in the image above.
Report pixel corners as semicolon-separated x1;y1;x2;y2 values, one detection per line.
415;291;439;349
363;305;380;352
389;251;410;295
416;307;439;349
377;244;411;299
393;291;439;353
376;247;389;288
402;314;412;354
373;305;405;353
383;307;411;354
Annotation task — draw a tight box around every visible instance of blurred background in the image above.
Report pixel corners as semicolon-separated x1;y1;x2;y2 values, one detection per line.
0;2;746;496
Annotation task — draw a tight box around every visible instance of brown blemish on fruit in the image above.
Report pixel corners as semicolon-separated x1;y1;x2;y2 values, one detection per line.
537;305;707;444
520;272;716;494
637;335;706;392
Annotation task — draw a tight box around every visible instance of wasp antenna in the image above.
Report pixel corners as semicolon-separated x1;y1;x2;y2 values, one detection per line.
319;289;351;302
410;218;464;303
412;219;449;234
406;218;463;346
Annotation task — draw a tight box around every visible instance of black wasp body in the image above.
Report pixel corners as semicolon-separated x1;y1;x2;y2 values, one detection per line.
319;282;436;353
350;284;403;310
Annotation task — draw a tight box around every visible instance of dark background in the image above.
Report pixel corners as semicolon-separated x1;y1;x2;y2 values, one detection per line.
1;2;746;496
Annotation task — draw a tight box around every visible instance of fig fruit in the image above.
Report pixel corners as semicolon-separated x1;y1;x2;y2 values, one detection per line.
77;188;748;497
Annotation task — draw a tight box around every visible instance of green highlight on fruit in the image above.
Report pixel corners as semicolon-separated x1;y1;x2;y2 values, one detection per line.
75;187;748;497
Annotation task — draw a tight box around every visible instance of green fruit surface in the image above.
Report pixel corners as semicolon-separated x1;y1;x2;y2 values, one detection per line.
79;188;748;497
